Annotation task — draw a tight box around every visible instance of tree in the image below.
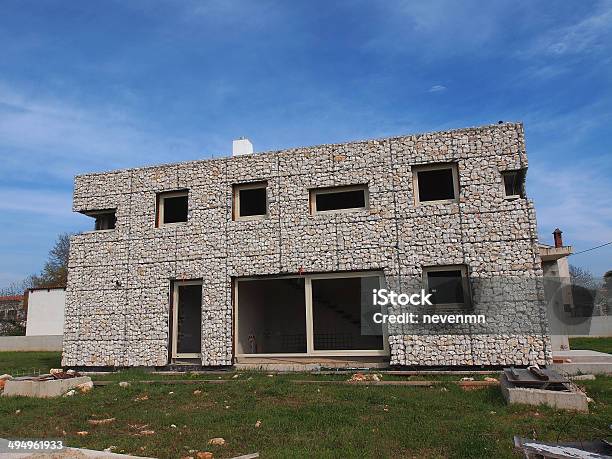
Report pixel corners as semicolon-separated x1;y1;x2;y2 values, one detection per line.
27;233;72;288
569;264;600;290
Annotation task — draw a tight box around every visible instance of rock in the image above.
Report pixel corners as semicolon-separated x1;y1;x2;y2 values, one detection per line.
255;420;262;428
63;390;76;397
196;452;214;459
134;394;149;401
193;390;202;395
103;446;116;452
0;374;13;381
15;410;21;415
50;369;63;375
232;374;239;379
587;397;594;403
170;424;177;428
66;370;76;375
118;381;130;388
76;431;89;436
88;418;115;425
207;438;226;446
169;391;174;395
140;430;155;436
484;377;498;382
77;381;94;393
570;374;596;381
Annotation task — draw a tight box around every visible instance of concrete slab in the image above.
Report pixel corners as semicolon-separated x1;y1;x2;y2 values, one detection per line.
500;374;588;412
554;350;612;362
551;362;612;376
551;350;612;375
2;377;92;398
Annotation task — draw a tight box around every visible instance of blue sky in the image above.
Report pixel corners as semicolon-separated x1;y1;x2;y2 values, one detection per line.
1;0;611;288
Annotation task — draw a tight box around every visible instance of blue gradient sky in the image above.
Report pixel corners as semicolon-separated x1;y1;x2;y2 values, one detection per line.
1;0;611;288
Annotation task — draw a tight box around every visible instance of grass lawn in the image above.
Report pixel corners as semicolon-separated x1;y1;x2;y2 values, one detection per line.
569;337;612;354
0;353;610;458
1;351;62;375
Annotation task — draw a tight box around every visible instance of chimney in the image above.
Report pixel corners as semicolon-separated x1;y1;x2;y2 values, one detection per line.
232;137;253;156
553;228;563;248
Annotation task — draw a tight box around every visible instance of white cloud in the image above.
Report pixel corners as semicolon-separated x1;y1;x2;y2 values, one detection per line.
428;85;447;93
529;158;612;246
0;187;74;217
0;82;208;179
527;4;612;57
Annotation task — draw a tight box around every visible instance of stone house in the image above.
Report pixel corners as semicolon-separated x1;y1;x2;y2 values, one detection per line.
63;122;551;368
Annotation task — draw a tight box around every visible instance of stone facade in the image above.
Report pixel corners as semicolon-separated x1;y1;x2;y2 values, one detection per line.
63;122;552;367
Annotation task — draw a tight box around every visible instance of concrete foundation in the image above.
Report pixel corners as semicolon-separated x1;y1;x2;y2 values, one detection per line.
500;374;588;412
2;376;91;398
551;350;612;375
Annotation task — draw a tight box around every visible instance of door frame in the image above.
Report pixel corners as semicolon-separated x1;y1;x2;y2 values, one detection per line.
171;279;203;359
234;271;389;358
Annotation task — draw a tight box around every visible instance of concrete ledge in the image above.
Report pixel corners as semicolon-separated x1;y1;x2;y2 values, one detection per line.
550;362;612;376
2;376;91;398
500;374;588;412
0;335;63;351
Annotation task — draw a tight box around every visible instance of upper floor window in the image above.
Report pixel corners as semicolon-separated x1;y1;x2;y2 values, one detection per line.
310;185;368;214
501;169;526;199
157;190;188;227
423;265;471;310
83;209;116;231
233;182;268;220
413;163;459;204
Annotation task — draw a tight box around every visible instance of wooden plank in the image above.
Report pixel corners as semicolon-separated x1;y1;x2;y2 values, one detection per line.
93;379;242;386
291;380;499;387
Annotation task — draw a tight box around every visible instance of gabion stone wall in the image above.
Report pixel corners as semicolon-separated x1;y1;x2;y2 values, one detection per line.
63;122;551;367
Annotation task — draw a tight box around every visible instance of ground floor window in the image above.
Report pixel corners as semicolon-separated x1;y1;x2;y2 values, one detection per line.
235;272;386;357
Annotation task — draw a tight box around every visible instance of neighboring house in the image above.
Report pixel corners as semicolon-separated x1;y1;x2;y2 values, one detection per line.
540;229;573;350
0;295;26;335
25;287;66;336
63;122;552;368
541;231;612;344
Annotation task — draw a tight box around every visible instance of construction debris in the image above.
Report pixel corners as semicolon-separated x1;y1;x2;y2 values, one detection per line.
501;368;589;412
208;438;226;446
348;373;382;382
514;436;612;458
88;418;116;425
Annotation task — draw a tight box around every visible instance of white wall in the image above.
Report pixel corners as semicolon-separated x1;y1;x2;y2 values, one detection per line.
0;335;63;351
26;289;66;336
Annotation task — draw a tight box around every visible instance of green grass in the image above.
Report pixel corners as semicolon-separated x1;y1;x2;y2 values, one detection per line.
570;337;612;354
0;351;62;376
0;354;610;459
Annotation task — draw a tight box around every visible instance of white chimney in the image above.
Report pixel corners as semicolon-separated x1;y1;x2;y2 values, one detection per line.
232;137;253;156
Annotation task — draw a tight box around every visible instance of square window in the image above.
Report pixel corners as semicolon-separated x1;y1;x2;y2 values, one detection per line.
233;182;267;220
157;191;188;226
413;164;459;204
83;209;116;231
423;266;470;309
310;185;368;214
502;170;526;199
